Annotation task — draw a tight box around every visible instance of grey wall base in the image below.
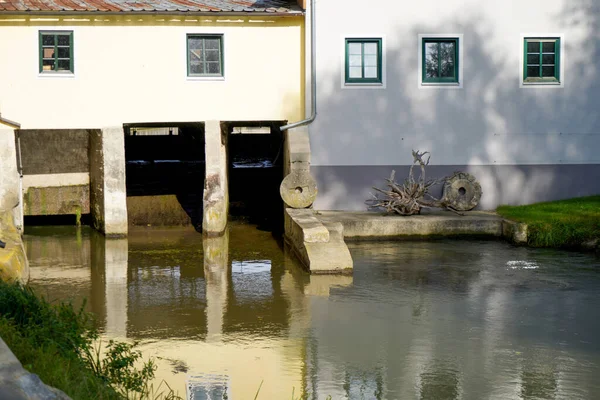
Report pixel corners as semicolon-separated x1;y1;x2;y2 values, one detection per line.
313;164;600;211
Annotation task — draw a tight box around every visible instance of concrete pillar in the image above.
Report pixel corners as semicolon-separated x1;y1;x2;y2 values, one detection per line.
203;229;229;342
90;127;128;237
280;126;317;209
0;129;20;222
203;121;228;236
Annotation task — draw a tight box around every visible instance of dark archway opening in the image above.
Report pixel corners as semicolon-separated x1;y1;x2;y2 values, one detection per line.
124;122;205;230
225;122;285;233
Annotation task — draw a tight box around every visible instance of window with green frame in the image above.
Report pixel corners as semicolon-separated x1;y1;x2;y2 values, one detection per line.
39;31;73;73
524;38;560;83
187;34;223;77
422;38;459;84
345;38;382;84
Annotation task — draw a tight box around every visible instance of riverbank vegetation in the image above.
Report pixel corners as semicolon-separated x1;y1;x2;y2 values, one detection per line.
0;280;181;399
497;196;600;248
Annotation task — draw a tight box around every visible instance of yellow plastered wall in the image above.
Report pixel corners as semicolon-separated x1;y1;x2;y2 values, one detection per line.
0;15;304;129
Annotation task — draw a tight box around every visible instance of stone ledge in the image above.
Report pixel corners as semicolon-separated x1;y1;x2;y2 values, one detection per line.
316;210;505;240
284;208;353;274
501;219;529;245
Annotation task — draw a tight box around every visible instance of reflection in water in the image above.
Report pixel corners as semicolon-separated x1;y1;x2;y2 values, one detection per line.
25;227;600;399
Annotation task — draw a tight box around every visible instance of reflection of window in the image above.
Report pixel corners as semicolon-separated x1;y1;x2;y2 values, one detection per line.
39;31;73;73
523;38;560;84
187;34;223;77
422;38;458;84
345;38;382;84
188;374;229;400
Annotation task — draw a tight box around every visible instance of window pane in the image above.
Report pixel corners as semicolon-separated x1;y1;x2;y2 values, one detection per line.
42;35;55;46
364;42;378;55
542;66;555;77
348;42;362;55
188;37;203;52
542;42;555;53
440;42;455;78
348;54;362;67
204;38;220;50
207;62;221;74
542;54;555;64
205;49;220;62
527;54;540;64
364;66;378;78
527;66;539;77
190;63;204;75
57;60;71;71
42;59;55;71
57;35;70;46
425;43;439;78
527;41;540;53
349;66;362;78
57;47;70;58
43;47;55;58
364;54;378;67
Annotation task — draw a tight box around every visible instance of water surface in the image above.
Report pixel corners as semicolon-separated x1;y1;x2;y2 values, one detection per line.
25;225;600;399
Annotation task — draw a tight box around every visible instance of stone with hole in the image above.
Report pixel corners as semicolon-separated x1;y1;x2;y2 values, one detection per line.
280;170;318;209
442;172;482;211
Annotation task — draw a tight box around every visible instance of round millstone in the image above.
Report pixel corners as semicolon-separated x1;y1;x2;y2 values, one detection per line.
442;172;482;211
280;170;318;209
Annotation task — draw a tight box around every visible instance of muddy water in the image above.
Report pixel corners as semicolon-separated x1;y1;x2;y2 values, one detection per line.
24;225;600;399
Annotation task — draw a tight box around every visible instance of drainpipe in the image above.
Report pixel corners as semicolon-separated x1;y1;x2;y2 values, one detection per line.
16;131;24;232
280;0;316;131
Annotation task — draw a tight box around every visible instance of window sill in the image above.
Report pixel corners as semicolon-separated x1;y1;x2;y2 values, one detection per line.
187;76;225;82
523;81;561;85
343;82;385;89
420;82;462;89
38;72;75;78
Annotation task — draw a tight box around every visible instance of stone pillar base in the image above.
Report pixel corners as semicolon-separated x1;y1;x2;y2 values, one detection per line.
90;127;128;237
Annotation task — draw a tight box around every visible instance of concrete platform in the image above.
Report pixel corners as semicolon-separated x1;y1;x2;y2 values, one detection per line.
315;210;521;241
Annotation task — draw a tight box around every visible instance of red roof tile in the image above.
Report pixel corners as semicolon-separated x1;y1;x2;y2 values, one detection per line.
0;0;302;13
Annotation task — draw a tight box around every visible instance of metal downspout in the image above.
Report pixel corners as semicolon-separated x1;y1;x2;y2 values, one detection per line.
16;131;24;232
280;0;316;131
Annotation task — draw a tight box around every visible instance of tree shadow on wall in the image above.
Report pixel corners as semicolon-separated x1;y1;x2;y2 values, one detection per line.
311;4;600;210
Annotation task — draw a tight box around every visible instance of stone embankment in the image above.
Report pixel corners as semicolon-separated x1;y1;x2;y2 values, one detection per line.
315;210;529;244
0;211;29;283
0;338;71;400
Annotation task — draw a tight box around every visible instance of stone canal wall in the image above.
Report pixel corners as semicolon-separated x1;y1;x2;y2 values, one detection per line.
18;129;91;218
0;129;28;283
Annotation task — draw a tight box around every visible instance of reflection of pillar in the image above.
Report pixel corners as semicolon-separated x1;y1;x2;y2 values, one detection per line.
104;239;128;338
281;250;354;398
91;231;129;338
203;229;229;342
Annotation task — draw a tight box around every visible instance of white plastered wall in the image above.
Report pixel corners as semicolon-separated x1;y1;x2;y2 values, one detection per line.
0;15;304;129
310;0;600;167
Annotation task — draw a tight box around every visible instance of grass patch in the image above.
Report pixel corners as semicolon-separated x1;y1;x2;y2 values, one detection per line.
0;280;182;400
497;196;600;248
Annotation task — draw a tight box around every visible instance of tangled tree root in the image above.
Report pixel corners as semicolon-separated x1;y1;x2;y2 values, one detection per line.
366;150;464;216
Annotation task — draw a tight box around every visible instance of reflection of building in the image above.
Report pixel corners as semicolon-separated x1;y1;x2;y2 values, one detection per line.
25;228;600;399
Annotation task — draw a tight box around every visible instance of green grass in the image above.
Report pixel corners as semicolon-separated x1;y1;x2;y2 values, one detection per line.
0;280;182;400
497;196;600;248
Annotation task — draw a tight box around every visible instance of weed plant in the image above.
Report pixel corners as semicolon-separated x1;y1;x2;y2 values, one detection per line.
0;280;182;400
